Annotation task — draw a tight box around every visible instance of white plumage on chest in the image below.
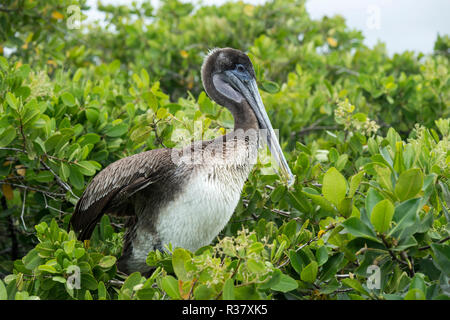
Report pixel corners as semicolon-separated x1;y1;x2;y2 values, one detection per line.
127;139;257;272
156;165;249;252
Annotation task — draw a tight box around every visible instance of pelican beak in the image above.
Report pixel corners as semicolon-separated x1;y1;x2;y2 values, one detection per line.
225;70;295;186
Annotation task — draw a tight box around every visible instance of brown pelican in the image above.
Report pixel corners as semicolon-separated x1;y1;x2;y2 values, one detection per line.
69;48;294;274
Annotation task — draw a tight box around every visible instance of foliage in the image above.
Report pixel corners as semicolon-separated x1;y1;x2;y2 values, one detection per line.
0;0;449;300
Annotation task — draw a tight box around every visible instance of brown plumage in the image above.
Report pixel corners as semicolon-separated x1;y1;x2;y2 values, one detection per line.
70;149;177;240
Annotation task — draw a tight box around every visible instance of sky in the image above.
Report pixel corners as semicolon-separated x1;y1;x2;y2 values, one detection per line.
85;0;450;55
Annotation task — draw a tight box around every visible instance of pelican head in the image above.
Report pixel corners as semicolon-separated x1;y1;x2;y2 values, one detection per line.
201;48;295;186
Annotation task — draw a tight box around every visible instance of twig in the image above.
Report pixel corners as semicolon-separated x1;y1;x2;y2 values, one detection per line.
418;236;450;251
43;193;70;217
0;147;26;153
108;279;125;287
380;234;412;275
230;217;258;224
242;199;292;218
188;278;198;300
215;258;242;300
290;117;326;137
152;119;167;148
294;237;316;253
40;158;79;200
20;189;27;230
333;288;354;294
110;222;125;229
297;125;339;136
335;274;353;279
355;246;388;256
0;181;66;197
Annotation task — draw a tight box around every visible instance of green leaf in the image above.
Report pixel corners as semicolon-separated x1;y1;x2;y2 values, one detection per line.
81;273;98;290
365;188;384;220
336;154;348;171
76;161;98;176
98;256;117;269
69;165;84;190
0;280;7;300
370;199;395;233
73;68;83;82
404;288;425;300
122;272;143;292
85;290;93;300
161;276;180;299
0;56;8;71
341;278;370;296
338;197;353;218
375;165;393;192
316;246;329;266
52;276;66;284
341;217;380;242
410;273;427;294
430;244;450;276
247;258;266;274
322;167;348;207
105;123;128;137
300;261;318;283
85;108;99;123
156;108;168;120
73;247;85;259
5;92;18;110
143;92;158;110
22;99;40;127
193;284;214;300
270;185;286;203
63;240;76;255
303;188;336;212
61;92;76;106
348;171;364;198
234;284;260;299
320;253;344;281
388;198;421;239
34;171;54;183
222;278;235;300
289;249;307;276
60;162;70;181
38;265;58;274
394;168;423;201
172;248;192;281
44;134;63;152
270;274;298;293
259;269;282;290
0;127;17;147
78;133;101;147
260;80;279;93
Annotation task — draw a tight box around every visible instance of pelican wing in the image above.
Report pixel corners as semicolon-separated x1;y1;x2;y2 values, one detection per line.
69;149;174;240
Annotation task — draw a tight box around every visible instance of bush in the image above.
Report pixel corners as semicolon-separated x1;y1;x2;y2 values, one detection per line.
0;0;449;300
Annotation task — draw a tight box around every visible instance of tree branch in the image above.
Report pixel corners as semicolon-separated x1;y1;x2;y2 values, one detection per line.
418;236;450;251
0;181;66;198
40;158;79;200
20;189;27;230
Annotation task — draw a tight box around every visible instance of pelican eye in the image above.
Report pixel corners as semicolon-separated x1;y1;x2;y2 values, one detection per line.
235;64;245;73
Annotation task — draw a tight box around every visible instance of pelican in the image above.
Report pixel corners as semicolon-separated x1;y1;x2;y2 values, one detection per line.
69;48;294;274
